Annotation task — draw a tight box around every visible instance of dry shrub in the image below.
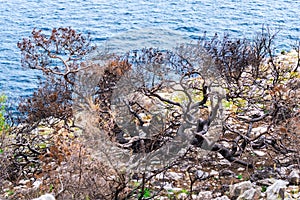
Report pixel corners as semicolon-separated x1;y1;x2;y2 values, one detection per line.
8;124;132;200
2;27;300;199
18;77;73;125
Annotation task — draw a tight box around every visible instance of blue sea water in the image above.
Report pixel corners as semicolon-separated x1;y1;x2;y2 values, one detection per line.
0;0;299;107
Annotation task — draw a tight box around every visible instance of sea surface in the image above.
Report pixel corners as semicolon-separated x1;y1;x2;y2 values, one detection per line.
0;0;299;109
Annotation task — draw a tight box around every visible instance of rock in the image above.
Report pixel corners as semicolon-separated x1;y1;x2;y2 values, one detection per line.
163;183;174;190
229;181;253;198
177;192;188;199
237;167;245;172
266;179;289;200
221;184;230;193
156;197;168;200
287;164;299;170
251;126;268;137
166;172;183;181
32;179;42;189
275;167;288;176
237;188;261;200
18;179;31;185
163;183;182;192
195;170;210;180
196;191;212;200
155;173;167;180
219;158;231;166
288;170;300;185
210;170;219;176
253;150;266;157
250;167;278;182
256;178;276;186
214;192;222;197
219;169;235;177
212;195;230;200
32;193;55;200
1;180;12;189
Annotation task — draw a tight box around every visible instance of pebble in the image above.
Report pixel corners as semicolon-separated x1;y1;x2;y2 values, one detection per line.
275;167;288;176
163;183;182;192
219;169;235;177
213;195;230;200
218;159;231;166
197;191;213;200
253;150;266;157
237;167;245;172
177;193;188;199
256;178;276;186
195;170;210;180
18;179;31;185
210;170;219;176
167;171;183;181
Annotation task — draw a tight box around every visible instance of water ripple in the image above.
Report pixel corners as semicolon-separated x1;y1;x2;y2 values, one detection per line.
0;0;299;108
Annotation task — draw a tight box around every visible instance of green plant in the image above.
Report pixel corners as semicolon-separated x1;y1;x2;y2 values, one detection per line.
138;188;151;199
0;94;8;132
0;94;8;155
237;174;243;180
180;189;189;194
290;187;299;194
133;181;140;187
166;190;174;199
6;189;14;196
49;184;54;193
261;186;267;192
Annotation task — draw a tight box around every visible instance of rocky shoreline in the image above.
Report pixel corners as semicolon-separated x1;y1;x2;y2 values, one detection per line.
1;50;299;200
